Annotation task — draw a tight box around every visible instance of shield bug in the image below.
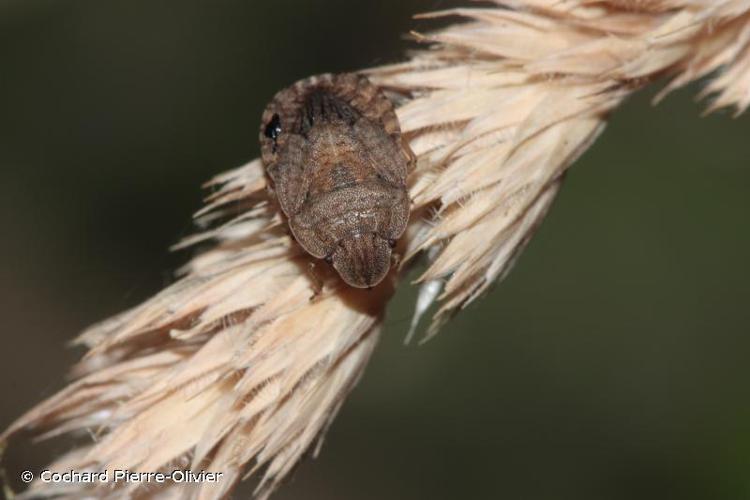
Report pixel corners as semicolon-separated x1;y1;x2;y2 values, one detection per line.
259;73;413;288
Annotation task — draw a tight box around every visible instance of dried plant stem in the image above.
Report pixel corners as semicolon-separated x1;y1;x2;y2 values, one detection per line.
3;1;750;499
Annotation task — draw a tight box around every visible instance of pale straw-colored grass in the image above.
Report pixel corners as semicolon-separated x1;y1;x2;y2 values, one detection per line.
3;1;750;498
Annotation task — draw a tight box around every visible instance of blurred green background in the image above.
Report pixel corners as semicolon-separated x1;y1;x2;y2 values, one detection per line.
2;1;750;499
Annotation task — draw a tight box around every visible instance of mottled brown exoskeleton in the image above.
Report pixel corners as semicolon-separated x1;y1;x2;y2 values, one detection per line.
259;73;413;288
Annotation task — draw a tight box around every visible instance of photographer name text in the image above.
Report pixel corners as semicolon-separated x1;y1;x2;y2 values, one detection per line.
25;469;224;484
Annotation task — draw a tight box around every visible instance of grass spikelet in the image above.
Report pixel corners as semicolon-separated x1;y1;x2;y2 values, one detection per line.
3;1;750;498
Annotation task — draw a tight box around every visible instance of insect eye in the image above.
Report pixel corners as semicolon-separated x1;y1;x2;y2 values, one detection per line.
264;114;282;141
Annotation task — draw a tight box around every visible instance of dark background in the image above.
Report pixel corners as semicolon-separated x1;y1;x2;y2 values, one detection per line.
2;1;750;499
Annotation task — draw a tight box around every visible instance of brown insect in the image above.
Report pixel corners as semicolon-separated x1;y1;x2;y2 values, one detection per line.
259;73;413;288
